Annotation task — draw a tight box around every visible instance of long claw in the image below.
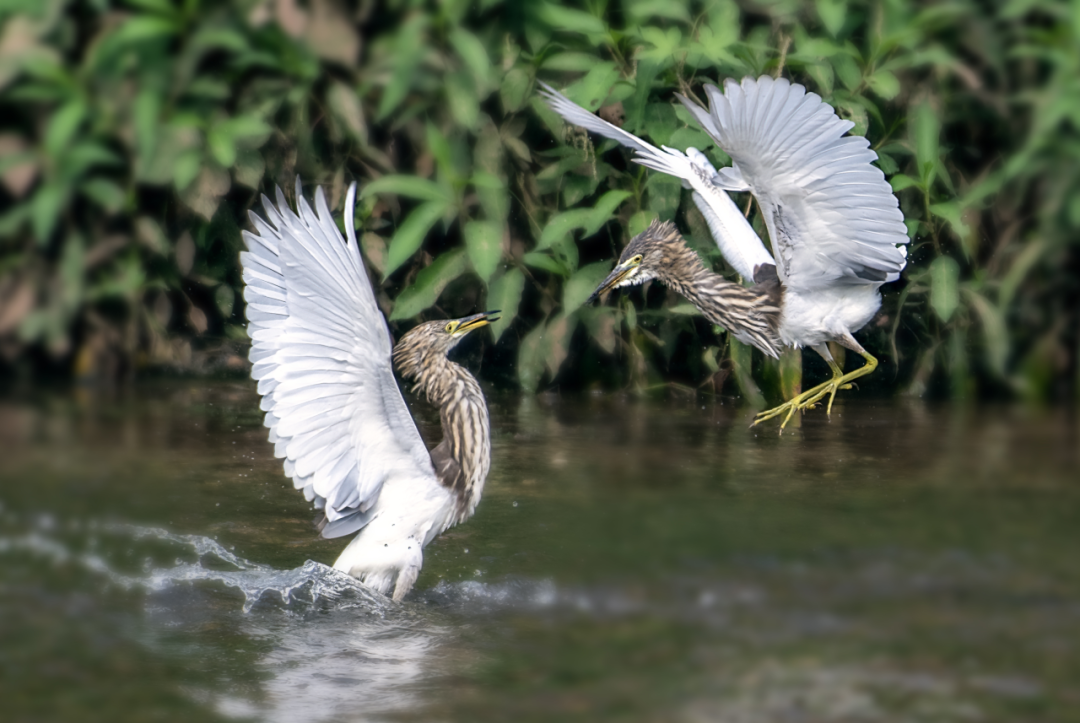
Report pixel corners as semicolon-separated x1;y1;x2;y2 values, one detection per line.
752;351;879;430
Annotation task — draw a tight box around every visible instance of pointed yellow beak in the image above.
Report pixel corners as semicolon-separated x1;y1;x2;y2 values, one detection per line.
587;260;641;304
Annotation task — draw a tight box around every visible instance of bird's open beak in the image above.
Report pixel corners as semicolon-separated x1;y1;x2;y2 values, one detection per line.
455;310;501;334
586;260;640;304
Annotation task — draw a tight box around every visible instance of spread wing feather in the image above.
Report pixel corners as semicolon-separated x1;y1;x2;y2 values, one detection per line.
679;76;908;290
538;82;774;282
241;179;436;538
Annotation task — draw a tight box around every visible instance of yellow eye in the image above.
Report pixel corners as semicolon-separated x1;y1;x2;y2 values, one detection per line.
630;254;643;264
444;322;456;333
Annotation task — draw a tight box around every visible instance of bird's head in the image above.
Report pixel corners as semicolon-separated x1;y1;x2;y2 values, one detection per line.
588;220;686;303
392;311;500;382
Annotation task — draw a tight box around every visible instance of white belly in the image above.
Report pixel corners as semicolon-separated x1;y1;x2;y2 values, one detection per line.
778;285;882;349
332;471;457;600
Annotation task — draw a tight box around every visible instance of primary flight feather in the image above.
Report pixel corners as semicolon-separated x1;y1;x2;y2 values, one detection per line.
541;77;909;429
242;179;497;600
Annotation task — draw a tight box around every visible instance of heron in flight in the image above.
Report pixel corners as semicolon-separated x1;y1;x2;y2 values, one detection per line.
241;179;497;600
541;77;909;428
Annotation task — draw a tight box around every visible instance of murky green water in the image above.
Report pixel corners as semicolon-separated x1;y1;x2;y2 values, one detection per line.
1;381;1078;722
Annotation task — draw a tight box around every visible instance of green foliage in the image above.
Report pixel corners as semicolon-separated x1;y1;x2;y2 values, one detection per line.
0;0;1077;402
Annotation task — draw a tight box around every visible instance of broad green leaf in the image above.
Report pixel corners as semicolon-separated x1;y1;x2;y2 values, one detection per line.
517;321;547;393
80;178;125;213
389;248;469;320
539;53;598;72
327;81;367;145
449;27;491;92
377;16;427;120
384;200;449;277
564;61;619;110
207;124;236;167
817;0;848;37
172;149;201;192
929;255;960;323
929;201;972;258
464;220;502;282
627;0;691;23
446;69;479;130
534;4;606;37
425;122;455;181
889;173;920;192
867;70;900;99
215;284;235;317
583;190;631;236
361;175;451;203
643;102;678;146
473;171;508;224
133;90;161;163
31;182;65;244
536;208;592;251
124;0;177;14
963;289;1008;377
580;305;618;354
912;101;940;176
667;127;714;153
542;313;577;378
563;260;613;315
628;210;657;236
638;26;683;66
62;142;122;179
647;173;681;220
831;52;862;91
522;251;568;276
111;16;179;45
191;27;249;53
500;67;532;112
550;234;579;273
728;339;765;407
486;268;525;341
44;99;86;156
692;24;741;66
219;116;272;145
668;303;700;316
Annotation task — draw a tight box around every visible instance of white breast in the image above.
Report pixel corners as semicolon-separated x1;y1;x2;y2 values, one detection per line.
779;285;882;349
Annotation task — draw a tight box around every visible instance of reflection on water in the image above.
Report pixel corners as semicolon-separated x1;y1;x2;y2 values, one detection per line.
0;381;1078;722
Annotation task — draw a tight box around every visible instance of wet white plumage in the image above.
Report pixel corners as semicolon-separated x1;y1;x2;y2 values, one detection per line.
541;77;909;423
241;180;459;599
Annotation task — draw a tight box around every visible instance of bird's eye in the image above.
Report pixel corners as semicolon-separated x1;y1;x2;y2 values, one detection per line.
444;322;456;333
630;254;643;264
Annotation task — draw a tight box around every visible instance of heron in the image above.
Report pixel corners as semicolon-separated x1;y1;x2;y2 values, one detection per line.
541;77;909;429
240;179;498;601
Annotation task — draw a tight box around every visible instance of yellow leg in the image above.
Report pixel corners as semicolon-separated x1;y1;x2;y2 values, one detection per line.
752;350;878;432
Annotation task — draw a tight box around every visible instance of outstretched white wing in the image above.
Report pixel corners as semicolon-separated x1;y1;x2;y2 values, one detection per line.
241;179;436;538
678;76;909;291
539;82;774;282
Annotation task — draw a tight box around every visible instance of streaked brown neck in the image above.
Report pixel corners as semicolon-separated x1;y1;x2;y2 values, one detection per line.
411;355;490;522
655;243;782;356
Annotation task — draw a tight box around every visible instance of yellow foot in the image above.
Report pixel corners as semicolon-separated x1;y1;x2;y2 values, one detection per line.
751;348;878;433
751;377;846;432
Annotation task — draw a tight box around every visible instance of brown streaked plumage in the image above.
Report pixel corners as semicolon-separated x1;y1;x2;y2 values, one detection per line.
590;220;783;357
392;312;496;522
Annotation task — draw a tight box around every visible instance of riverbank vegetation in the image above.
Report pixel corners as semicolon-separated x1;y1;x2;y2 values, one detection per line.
0;0;1076;402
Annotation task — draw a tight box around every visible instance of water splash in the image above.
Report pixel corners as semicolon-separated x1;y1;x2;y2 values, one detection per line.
0;521;390;614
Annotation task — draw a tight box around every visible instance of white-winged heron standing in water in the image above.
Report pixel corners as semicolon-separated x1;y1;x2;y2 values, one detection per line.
241;179;498;600
541;77;909;429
